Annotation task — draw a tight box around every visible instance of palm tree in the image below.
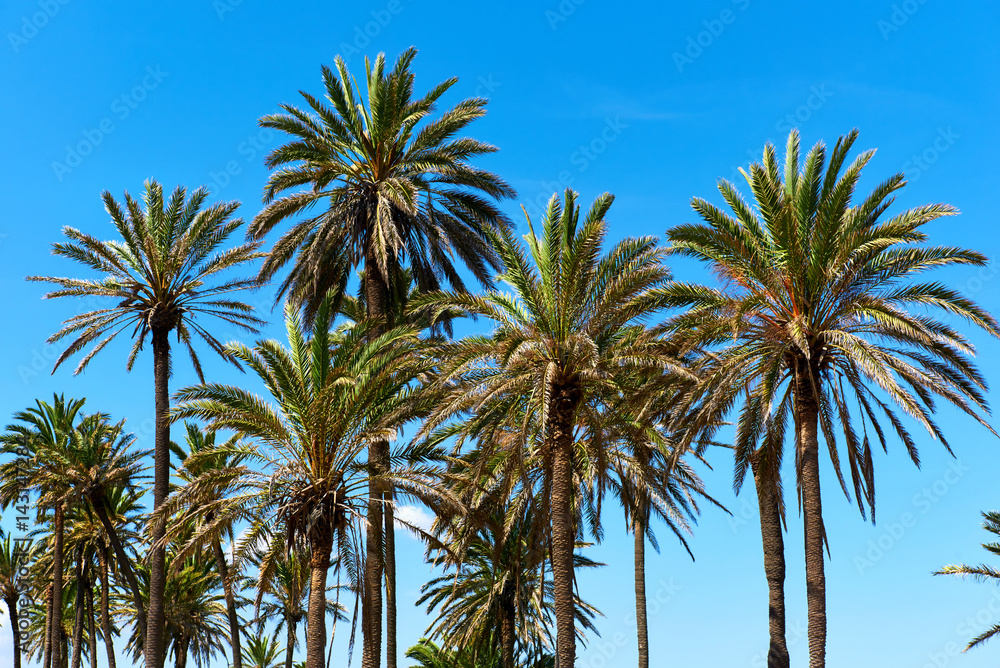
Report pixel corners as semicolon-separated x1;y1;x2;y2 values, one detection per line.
420;504;601;668
935;510;1000;650
243;633;283;668
27;180;263;668
174;423;245;668
0;529;35;668
419;189;679;668
1;395;87;668
664;129;999;667
165;293;449;668
250;48;515;668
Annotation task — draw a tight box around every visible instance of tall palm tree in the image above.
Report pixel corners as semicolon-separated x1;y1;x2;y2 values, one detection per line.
250;48;515;668
935;510;1000;650
664;129;999;667
27;180;263;668
0;529;35;668
1;395;87;668
419;190;679;668
174;423;245;668
164;293;449;668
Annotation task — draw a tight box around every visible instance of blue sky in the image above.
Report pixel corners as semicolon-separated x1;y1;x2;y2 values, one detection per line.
2;0;1000;666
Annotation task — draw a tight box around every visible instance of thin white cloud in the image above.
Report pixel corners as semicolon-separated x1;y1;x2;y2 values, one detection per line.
394;504;435;536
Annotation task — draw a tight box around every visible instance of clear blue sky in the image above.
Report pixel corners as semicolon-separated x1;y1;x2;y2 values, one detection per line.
3;1;1000;666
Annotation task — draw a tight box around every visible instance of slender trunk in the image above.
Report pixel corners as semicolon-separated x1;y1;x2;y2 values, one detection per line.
499;591;515;668
384;494;396;668
212;539;242;668
306;536;333;668
86;568;98;668
549;386;579;668
93;498;146;644
44;583;53;668
362;251;389;668
98;545;117;668
61;627;69;668
146;325;171;668
634;514;649;668
796;370;826;668
752;458;789;668
71;552;84;668
285;616;296;668
6;595;22;668
174;637;188;668
51;503;64;668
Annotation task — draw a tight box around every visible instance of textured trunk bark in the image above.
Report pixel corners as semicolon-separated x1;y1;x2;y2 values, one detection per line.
93;498;145;645
752;458;790;668
362;251;389;668
306;536;333;668
146;326;171;668
44;584;53;668
499;595;515;668
71;553;84;668
384;494;396;668
549;385;579;668
86;569;98;668
634;514;649;668
212;539;242;668
51;503;64;668
796;370;826;668
6;595;21;668
174;637;188;668
285;616;296;668
98;545;117;668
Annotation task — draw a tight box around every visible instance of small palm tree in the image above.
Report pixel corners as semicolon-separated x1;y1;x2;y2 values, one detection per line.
250;48;515;668
665;129;999;667
28;180;263;668
419;190;679;668
165;293;450;668
1;394;87;668
0;528;36;668
243;633;283;668
935;511;1000;650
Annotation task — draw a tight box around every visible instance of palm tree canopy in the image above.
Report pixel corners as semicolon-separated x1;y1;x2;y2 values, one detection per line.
664;129;999;520
28;179;264;379
249;47;516;317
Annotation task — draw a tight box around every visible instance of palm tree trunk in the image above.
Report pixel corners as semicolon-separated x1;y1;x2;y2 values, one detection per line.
499;593;515;668
146;325;171;668
796;371;826;668
93;497;146;644
634;514;649;668
44;583;53;668
98;544;117;668
285;616;296;668
6;594;22;668
549;387;579;668
175;637;189;668
71;552;85;668
52;502;64;668
384;495;396;668
306;536;334;668
86;568;98;668
752;458;789;668
212;539;243;668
